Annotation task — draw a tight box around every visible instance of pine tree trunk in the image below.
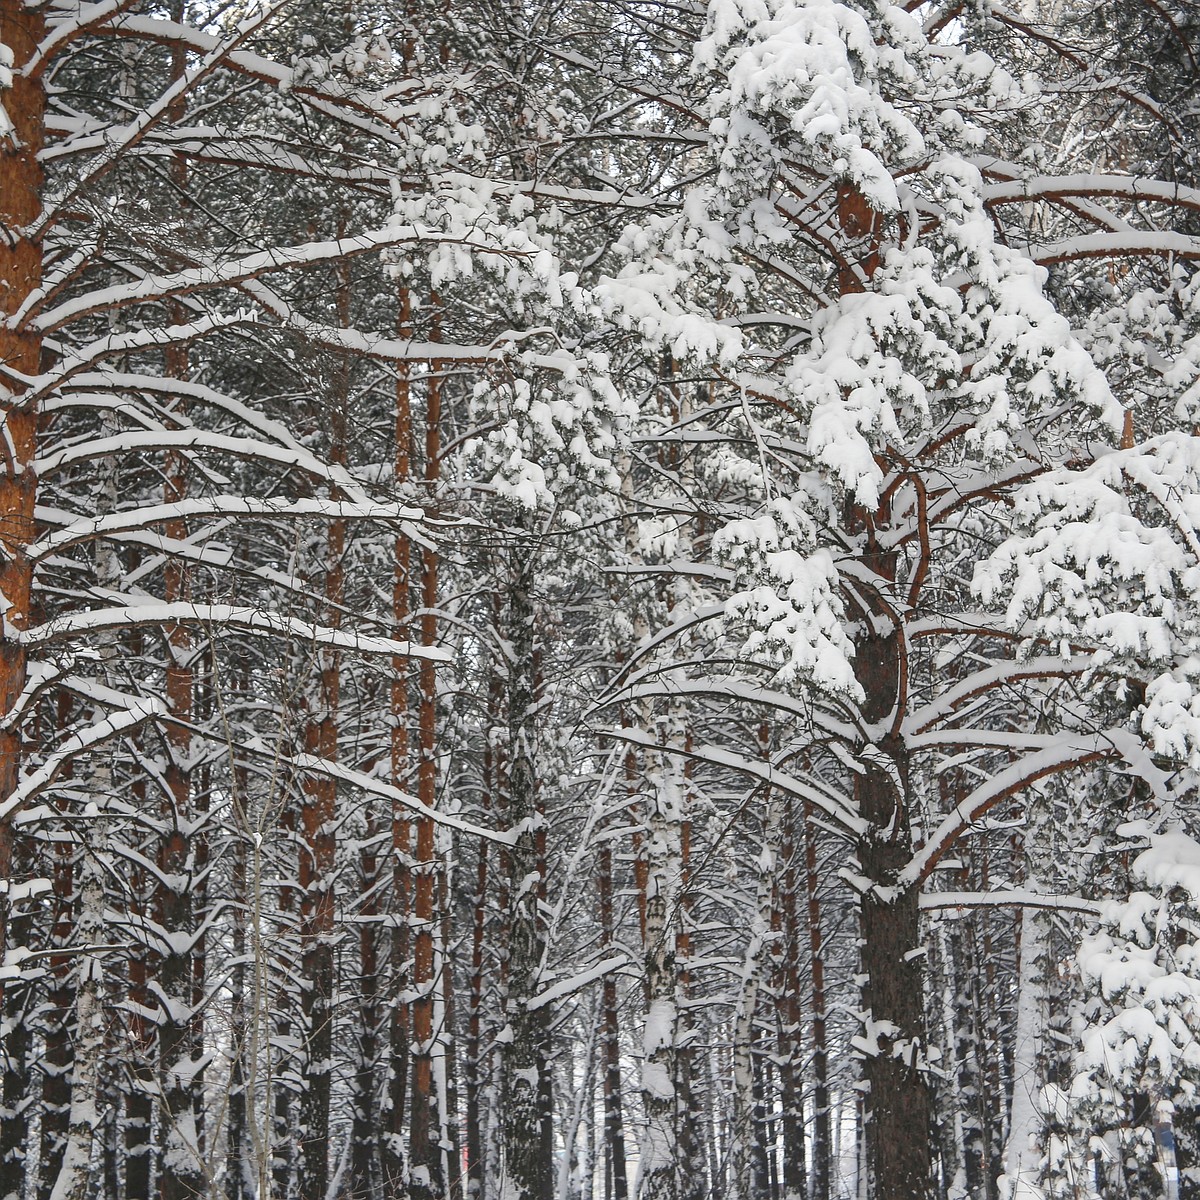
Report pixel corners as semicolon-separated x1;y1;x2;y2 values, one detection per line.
226;808;252;1200
853;616;930;1200
0;881;33;1200
272;794;298;1200
157;15;204;1190
1003;900;1048;1196
501;534;552;1200
125;856;154;1199
350;797;382;1200
386;280;415;1194
731;778;779;1200
465;708;493;1200
440;849;463;1200
409;325;444;1200
0;6;45;1195
675;758;703;1200
836;181;931;1200
637;741;683;1200
298;440;346;1200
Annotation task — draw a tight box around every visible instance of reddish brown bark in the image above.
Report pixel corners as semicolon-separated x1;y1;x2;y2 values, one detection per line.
409;303;443;1199
465;668;496;1197
298;260;351;1200
0;7;45;1197
385;278;414;1193
835;181;932;1200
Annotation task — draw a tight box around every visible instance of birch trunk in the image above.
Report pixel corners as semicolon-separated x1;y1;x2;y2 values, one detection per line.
597;826;629;1200
1001;898;1047;1200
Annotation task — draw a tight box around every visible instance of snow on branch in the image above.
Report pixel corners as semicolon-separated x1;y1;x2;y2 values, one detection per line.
979;167;1200;213
920;890;1102;916
32;0;292;237
21;603;450;662
34;431;379;499
900;737;1112;887
526;955;631;1011
1030;231;1200;264
4;698;164;823
604;725;864;838
271;750;516;846
29;224;538;332
30;496;429;561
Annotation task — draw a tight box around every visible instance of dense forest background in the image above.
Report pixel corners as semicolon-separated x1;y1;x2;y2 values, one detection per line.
4;1;1200;1198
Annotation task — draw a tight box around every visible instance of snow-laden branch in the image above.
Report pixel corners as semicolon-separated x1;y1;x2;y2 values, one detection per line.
31;496;428;561
46;370;382;502
279;751;515;846
34;430;372;495
30;0;140;75
32;1;291;237
18;310;254;402
79;12;431;122
29;224;534;332
900;736;1112;887
602;673;855;745
236;276;572;370
526;955;630;1011
980;168;1200;213
4;699;164;823
1030;231;1200;264
920;890;1102;915
904;655;1085;735
21;604;449;661
604;725;864;838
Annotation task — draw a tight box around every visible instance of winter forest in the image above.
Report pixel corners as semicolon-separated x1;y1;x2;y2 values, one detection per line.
10;0;1200;1199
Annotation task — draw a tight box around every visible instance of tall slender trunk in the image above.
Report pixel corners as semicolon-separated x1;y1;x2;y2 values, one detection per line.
836;182;931;1200
731;772;779;1200
852;585;929;1200
636;741;683;1200
597;831;628;1200
1002;794;1054;1200
440;846;463;1200
675;756;703;1200
386;277;415;1194
502;532;552;1200
51;423;125;1200
774;794;806;1200
465;675;496;1200
125;776;154;1200
46;841;106;1200
39;767;76;1200
802;797;830;1200
409;314;444;1200
350;794;382;1200
272;793;298;1200
157;16;204;1191
297;268;350;1200
0;6;45;1196
226;795;252;1200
